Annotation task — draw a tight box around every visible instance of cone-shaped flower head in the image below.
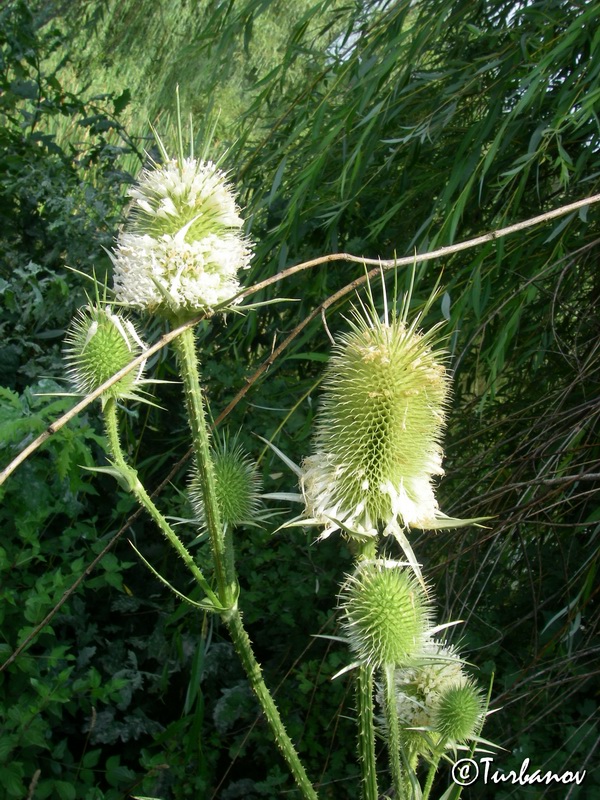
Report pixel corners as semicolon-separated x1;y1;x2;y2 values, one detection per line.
339;561;433;668
111;155;252;315
189;435;264;530
64;304;147;406
301;288;449;541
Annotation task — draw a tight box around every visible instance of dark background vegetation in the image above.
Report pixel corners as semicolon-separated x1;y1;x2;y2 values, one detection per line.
0;0;598;798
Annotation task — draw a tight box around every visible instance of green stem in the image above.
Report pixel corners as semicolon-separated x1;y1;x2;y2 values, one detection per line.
172;325;319;800
383;663;405;799
356;662;379;800
421;755;442;800
102;398;219;607
223;524;236;594
172;328;233;604
352;539;380;800
228;610;319;800
422;741;446;800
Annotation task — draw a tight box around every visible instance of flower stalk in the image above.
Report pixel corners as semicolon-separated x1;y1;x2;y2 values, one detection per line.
172;325;319;800
101;396;219;607
227;610;319;800
356;662;379;800
171;327;233;603
421;755;442;800
382;663;405;799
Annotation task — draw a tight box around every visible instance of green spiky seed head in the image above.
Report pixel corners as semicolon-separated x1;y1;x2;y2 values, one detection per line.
433;679;484;743
339;562;432;667
190;437;263;530
64;305;147;405
301;293;450;540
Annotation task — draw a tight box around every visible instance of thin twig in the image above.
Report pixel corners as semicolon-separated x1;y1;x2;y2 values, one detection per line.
2;192;598;487
215;266;374;424
231;192;600;302
0;316;205;486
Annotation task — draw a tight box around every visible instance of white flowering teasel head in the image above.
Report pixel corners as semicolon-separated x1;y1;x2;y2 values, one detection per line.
300;282;452;552
111;152;252;316
391;640;467;731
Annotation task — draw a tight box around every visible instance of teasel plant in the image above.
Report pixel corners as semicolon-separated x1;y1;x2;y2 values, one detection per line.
68;103;318;800
373;634;491;800
264;272;494;797
55;97;495;799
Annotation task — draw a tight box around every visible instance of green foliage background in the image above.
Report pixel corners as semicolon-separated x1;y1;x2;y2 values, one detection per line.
1;0;598;798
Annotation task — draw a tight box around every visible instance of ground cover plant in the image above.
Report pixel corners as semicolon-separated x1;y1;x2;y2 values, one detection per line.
1;0;599;798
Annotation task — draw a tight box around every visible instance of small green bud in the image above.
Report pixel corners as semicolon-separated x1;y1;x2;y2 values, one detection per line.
63;304;147;404
433;679;484;743
190;435;264;530
339;562;432;667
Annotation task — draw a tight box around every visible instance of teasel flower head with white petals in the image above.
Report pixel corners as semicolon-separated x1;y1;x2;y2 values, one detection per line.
293;276;493;579
391;640;467;730
111;138;252;317
265;276;487;575
301;283;449;546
